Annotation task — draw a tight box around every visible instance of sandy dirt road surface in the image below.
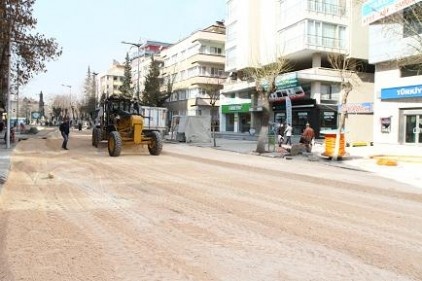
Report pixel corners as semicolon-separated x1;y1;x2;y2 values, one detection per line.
0;129;421;281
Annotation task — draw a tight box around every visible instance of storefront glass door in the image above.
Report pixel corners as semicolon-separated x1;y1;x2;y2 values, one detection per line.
405;115;422;144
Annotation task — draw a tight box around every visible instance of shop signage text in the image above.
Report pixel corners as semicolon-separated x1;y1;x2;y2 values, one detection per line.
339;102;374;113
221;103;251;114
381;84;422;100
362;0;421;25
275;73;298;90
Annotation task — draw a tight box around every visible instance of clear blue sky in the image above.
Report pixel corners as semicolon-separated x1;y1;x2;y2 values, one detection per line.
21;0;226;102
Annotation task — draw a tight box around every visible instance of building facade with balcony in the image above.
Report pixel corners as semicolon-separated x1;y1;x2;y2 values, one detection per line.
160;21;226;128
365;0;422;146
126;40;172;100
223;0;374;143
98;60;125;99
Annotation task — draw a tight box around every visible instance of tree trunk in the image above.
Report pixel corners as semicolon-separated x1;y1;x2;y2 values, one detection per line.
255;96;270;154
210;105;217;147
332;88;351;161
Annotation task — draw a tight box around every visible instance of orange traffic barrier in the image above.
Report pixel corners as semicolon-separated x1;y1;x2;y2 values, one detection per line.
323;133;346;157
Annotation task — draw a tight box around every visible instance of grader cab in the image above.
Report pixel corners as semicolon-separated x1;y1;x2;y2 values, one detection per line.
92;96;163;157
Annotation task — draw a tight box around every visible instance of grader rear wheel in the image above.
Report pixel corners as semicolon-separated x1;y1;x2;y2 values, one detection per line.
92;128;102;148
148;131;163;156
108;131;122;157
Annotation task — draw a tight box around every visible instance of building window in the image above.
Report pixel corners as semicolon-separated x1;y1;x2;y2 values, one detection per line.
210;67;224;77
307;20;346;50
403;3;422;38
226;47;237;70
320;111;337;130
320;83;341;101
226;22;237;43
400;63;422;77
210;47;222;55
307;0;345;16
199;66;207;76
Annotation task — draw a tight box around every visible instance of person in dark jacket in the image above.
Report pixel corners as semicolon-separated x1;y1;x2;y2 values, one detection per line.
59;117;70;150
276;122;285;147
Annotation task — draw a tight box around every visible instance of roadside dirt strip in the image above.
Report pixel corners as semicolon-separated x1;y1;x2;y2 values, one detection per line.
0;130;421;281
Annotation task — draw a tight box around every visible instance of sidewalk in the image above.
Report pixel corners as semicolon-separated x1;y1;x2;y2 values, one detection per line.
181;137;422;189
0;127;55;186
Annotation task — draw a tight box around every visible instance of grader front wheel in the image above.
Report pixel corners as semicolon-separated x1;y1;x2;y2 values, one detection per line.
148;131;163;156
108;131;122;157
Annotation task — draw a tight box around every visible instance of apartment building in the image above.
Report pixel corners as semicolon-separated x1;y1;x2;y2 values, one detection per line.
160;21;226;127
223;0;374;143
365;0;422;146
98;60;125;99
126;40;171;99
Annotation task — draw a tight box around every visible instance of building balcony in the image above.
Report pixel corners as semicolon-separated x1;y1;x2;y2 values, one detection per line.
190;30;225;44
284;34;347;58
186;53;225;65
279;0;347;30
306;0;346;17
180;75;226;87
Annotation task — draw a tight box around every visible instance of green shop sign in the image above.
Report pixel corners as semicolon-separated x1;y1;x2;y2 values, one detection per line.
222;103;251;114
275;73;298;90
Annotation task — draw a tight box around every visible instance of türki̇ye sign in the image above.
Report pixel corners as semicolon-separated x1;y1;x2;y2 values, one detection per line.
381;84;422;100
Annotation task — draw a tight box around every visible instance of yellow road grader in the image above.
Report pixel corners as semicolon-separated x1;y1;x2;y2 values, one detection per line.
92;96;163;157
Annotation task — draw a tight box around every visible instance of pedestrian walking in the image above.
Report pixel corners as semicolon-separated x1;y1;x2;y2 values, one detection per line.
301;123;315;152
277;122;285;147
59;117;70;150
284;123;292;145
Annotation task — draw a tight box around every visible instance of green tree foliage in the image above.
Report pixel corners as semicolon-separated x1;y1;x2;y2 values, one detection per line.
120;52;133;99
141;58;162;107
80;66;97;119
0;0;62;109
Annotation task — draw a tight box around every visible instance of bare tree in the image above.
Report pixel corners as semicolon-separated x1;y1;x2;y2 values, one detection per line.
50;94;71;122
327;53;362;160
243;57;291;153
202;77;224;147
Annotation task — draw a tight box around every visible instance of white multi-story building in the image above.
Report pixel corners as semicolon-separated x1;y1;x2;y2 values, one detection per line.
223;0;375;143
98;60;125;100
160;21;226;126
365;0;422;146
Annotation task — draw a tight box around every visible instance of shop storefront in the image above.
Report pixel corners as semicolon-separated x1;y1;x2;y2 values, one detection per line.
272;99;337;138
221;103;251;133
269;73;338;138
375;84;422;145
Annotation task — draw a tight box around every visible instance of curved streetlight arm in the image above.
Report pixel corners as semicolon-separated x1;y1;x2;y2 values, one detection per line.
121;40;144;100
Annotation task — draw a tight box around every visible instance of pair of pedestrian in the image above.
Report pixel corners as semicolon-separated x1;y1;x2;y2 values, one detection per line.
277;122;293;146
59;117;70;150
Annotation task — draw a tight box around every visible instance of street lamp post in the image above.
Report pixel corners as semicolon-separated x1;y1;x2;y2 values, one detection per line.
121;40;143;100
